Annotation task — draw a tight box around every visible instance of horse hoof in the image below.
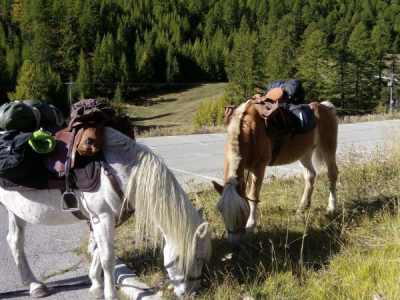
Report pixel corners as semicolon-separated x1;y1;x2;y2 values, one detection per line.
296;208;305;215
326;207;336;214
30;282;51;298
89;286;105;299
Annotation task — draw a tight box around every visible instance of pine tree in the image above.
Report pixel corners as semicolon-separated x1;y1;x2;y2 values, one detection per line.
74;50;94;100
371;18;391;101
166;45;180;83
76;0;101;52
119;52;131;87
330;18;352;108
0;50;8;86
347;22;374;111
296;29;329;101
99;33;117;84
263;14;298;83
92;33;103;83
9;60;62;105
113;84;125;115
226;18;260;100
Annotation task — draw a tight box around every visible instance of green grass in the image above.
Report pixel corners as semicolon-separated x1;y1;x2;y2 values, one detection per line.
123;82;400;137
126;83;226;135
115;134;400;299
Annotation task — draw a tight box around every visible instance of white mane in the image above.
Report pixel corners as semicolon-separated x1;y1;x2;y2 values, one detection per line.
104;128;211;274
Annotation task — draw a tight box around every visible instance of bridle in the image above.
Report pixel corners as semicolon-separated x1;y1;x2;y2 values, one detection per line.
163;255;204;284
115;255;205;294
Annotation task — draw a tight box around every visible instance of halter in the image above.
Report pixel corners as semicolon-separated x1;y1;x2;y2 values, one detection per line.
163;255;204;284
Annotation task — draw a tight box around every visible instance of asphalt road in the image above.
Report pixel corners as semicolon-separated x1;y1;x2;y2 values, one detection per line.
137;119;400;188
1;119;399;299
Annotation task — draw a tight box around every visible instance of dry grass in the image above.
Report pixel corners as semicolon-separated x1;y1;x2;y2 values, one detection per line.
126;83;225;136
114;133;400;299
126;82;400;137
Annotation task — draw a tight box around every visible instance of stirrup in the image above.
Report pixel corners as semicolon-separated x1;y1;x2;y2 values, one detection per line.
61;190;80;212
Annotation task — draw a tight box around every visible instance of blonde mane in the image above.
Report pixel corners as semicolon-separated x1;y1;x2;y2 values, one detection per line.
217;101;251;227
104;128;211;274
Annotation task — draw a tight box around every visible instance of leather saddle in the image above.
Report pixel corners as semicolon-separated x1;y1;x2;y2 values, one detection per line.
0;124;102;188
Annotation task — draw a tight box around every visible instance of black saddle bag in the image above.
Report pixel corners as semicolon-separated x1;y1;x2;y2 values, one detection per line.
0;131;40;179
284;104;316;134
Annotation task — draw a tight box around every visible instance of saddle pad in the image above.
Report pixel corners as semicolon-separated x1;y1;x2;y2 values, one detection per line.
72;155;102;191
0;164;64;190
0;154;102;191
43;129;71;175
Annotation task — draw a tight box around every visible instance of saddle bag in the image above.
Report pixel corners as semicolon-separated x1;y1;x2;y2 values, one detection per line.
0;131;39;179
75;123;105;156
283;104;316;134
252;99;294;140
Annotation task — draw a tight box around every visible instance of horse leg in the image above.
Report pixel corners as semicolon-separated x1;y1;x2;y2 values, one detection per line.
245;165;266;233
298;151;316;213
323;154;338;213
90;214;120;300
6;211;51;298
88;232;104;298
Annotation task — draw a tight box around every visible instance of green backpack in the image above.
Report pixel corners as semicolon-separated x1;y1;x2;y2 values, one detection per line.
0;100;64;132
0;101;39;132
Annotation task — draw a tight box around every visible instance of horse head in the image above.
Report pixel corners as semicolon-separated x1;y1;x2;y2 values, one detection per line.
213;180;250;243
163;209;210;297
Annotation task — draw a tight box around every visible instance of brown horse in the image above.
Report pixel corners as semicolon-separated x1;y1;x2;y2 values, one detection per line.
212;99;338;243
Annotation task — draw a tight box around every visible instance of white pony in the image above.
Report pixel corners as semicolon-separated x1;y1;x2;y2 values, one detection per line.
0;127;211;299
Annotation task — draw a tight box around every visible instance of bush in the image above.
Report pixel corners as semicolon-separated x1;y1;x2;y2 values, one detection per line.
193;92;245;127
193;100;217;126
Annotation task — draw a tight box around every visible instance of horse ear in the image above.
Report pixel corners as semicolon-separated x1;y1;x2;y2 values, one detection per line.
212;181;224;195
195;222;209;240
197;208;204;221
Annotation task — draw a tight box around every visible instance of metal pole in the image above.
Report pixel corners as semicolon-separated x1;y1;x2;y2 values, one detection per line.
389;73;394;114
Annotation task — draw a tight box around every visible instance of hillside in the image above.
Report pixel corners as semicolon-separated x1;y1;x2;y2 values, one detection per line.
126;82;226;132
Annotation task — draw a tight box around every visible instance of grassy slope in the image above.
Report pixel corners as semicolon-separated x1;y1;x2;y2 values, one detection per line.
126;83;226;130
117;84;400;299
115;132;400;299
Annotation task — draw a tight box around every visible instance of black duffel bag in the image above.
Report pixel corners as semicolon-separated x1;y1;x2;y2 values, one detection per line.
0;131;39;179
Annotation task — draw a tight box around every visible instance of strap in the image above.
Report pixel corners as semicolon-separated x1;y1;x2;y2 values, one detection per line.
99;159;135;227
268;139;283;166
247;198;261;203
100;160;125;200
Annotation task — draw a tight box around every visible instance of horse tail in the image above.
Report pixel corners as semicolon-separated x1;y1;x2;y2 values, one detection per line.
312;100;338;171
312;147;325;171
321;100;336;114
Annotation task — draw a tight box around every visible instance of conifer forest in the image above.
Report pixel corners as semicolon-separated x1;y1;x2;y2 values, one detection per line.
0;0;399;115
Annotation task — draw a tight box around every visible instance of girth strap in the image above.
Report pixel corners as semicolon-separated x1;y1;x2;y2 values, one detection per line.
268;139;283;166
100;160;124;201
99;159;134;227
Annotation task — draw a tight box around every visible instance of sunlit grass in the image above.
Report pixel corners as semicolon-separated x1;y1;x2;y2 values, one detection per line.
115;133;400;300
